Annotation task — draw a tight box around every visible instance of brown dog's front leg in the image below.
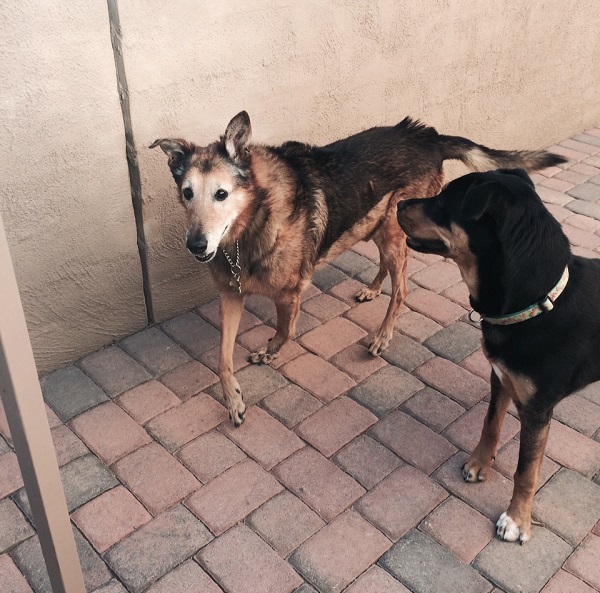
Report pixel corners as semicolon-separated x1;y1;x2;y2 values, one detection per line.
219;291;246;426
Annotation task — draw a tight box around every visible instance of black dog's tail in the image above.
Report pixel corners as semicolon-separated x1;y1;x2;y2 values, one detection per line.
438;134;567;172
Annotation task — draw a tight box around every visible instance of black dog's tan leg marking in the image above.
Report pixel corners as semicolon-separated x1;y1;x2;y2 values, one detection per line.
497;411;550;544
356;259;387;302
219;291;246;426
463;370;512;482
250;292;300;364
368;219;409;355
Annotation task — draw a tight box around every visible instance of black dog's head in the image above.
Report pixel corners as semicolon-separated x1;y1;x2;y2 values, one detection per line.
397;169;570;313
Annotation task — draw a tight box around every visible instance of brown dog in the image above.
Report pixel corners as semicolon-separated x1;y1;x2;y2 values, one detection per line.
152;112;564;426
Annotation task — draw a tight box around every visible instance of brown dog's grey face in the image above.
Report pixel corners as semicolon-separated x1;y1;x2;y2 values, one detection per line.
150;111;253;262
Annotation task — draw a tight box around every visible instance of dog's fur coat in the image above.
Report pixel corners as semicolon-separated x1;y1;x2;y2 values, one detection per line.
397;168;600;543
152;112;564;426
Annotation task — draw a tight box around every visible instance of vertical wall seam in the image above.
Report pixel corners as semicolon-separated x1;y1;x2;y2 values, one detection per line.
106;0;155;324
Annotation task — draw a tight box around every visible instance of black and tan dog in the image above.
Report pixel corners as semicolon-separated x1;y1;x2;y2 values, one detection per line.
397;168;600;543
151;112;564;426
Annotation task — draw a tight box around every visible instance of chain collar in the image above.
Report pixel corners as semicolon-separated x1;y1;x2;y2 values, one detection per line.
221;241;242;293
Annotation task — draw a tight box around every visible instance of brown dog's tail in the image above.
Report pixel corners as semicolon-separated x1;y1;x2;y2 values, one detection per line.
438;134;567;172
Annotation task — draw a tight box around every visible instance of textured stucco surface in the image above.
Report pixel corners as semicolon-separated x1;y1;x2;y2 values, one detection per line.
0;1;146;371
121;0;600;321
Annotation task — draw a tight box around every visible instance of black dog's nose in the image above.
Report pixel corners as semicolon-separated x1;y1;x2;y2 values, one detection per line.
186;234;208;256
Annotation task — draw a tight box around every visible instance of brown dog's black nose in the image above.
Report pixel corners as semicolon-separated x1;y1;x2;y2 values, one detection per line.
186;234;208;256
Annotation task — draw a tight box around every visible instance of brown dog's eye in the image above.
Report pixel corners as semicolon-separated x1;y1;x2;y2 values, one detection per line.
182;187;193;200
215;189;228;201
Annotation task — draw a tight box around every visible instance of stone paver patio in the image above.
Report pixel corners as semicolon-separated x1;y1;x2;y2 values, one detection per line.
2;128;600;593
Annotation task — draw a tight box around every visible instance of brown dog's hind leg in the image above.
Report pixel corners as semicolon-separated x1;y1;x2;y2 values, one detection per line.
463;370;512;482
497;410;550;544
250;292;300;365
356;259;387;302
219;291;246;426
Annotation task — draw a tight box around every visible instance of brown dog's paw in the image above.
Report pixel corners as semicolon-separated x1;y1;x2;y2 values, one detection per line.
496;512;531;544
229;399;247;427
355;287;381;302
249;347;278;365
368;331;392;356
462;457;490;482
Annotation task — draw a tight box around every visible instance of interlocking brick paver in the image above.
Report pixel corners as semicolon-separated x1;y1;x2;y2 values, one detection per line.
113;443;200;515
196;298;261;333
401;387;465;432
545;201;573;221
79;346;152;397
370;410;457;474
545;419;600;477
411;260;462;293
343;295;401;334
159;360;219;400
161;312;221;358
50;424;88;466
116;380;180;424
556;168;590;184
0;435;8;454
247;491;325;557
289;511;391;593
424;321;482;364
332;249;375;276
432;452;514;520
244;293;277;321
294;311;322;336
298;317;367;359
199;341;251;374
40;365;109;422
395;310;443;342
272;447;365;521
301;293;350;322
548;144;589;162
561;138;600;154
532;468;600;546
176;429;246;483
328;278;369;304
197;523;302;593
441;281;471;309
0;498;34;553
355;465;448;541
564;534;600;591
380;332;434;372
494;439;559;489
0;554;33;593
12;527;112;593
566;198;600;221
540;176;575;192
185;459;282;535
236;324;276;352
71;485;151;553
568;182;600;202
444;402;520;454
348;366;424;417
460;348;491;380
311;264;349;292
294;584;318;593
542;570;597;593
352;240;379;262
270;339;308;369
280;353;356;403
474;527;573;593
120;326;192;375
565;212;600;232
14;453;118;521
145;393;227;452
104;505;213;593
296;397;377;457
206;362;289;407
564;224;600;249
260;384;323;428
69;401;151;465
219;406;304;469
419;496;495;563
145;560;222;593
553;395;600;437
380;530;492;593
538;185;574;206
329;343;387;381
333;433;402;489
344;566;411;593
404;288;466;326
355;266;393;295
414;356;490;408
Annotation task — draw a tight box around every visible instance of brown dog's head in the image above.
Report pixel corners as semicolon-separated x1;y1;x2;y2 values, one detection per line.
150;111;253;262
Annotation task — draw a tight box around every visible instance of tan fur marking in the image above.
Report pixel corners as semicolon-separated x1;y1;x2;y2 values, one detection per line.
490;360;537;406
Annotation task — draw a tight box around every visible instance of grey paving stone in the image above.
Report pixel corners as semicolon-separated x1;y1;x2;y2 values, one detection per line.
380;333;434;372
145;560;222;593
533;468;600;545
120;326;192;375
348;366;424;417
294;585;319;593
93;580;128;593
401;387;465;432
567;182;600;202
104;505;213;593
11;527;112;593
260;384;322;428
379;530;492;593
576;380;600;406
573;133;600;148
40;365;109;421
311;264;349;291
161;312;221;359
0;435;9;454
331;251;375;277
206;363;288;407
473;526;572;593
355;267;393;296
424;321;482;364
0;498;34;553
14;454;117;522
566;199;600;221
79;346;152;397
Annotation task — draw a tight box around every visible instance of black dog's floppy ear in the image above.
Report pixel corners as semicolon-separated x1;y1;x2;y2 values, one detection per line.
223;111;252;165
460;181;496;221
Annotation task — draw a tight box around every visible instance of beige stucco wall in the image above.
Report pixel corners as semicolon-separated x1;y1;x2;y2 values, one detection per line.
123;0;600;322
0;1;147;372
1;0;599;370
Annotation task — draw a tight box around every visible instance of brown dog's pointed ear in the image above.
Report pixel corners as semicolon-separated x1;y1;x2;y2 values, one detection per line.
149;138;195;181
460;181;495;221
223;111;252;165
